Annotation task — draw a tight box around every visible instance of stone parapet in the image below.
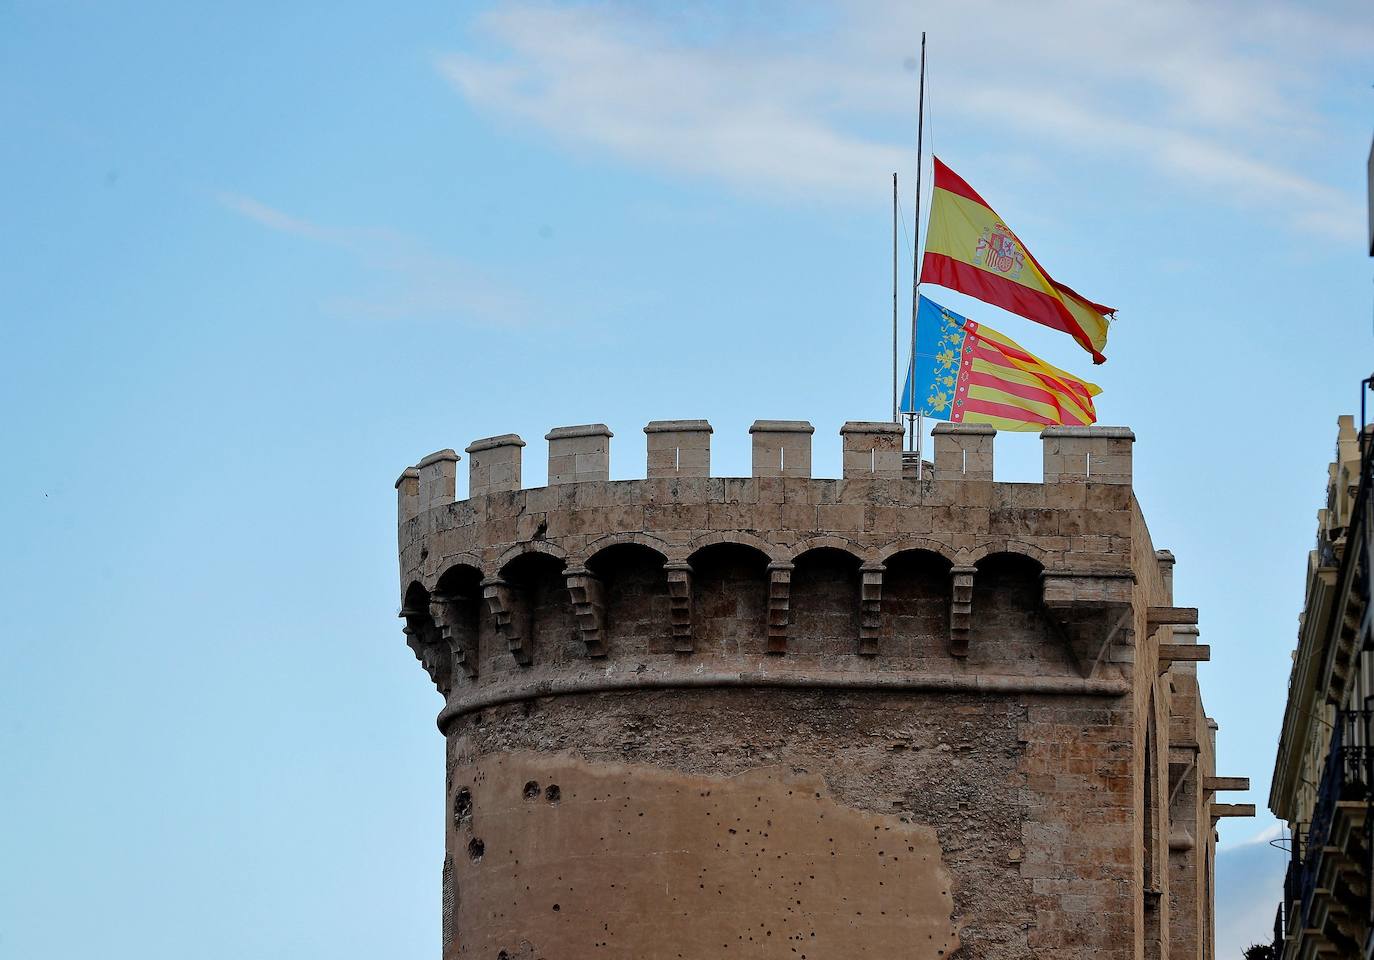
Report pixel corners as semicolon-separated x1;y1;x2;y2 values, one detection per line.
416;449;459;513
546;423;612;484
1042;425;1134;484
644;419;712;478
395;466;420;524
749;419;815;478
840;420;904;479
398;469;1136;582
933;422;995;480
397;421;1139;510
465;434;525;498
395;420;1156;731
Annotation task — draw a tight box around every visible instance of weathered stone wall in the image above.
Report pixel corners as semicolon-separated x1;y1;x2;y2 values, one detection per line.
395;420;1228;960
446;690;1011;958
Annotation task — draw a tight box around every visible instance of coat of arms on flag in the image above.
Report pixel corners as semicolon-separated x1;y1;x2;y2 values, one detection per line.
974;223;1024;278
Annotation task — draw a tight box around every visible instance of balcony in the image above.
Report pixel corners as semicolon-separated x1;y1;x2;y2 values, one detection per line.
1282;710;1372;960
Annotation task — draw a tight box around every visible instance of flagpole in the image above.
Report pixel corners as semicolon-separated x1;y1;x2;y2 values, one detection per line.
892;172;899;423
908;31;926;476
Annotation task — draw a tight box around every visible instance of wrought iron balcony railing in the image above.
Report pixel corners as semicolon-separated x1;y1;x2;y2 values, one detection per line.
1297;710;1373;935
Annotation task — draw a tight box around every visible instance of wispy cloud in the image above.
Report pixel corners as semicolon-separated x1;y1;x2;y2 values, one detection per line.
439;0;1365;241
439;7;905;197
217;192;336;242
215;192;531;326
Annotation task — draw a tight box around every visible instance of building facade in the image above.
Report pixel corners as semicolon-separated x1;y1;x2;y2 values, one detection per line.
1270;414;1374;959
395;419;1249;959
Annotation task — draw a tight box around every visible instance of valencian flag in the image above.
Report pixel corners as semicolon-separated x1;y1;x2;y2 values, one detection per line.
921;157;1115;364
900;296;1100;431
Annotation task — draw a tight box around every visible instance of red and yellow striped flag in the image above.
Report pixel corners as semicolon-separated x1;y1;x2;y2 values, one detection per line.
921;157;1115;364
900;296;1100;431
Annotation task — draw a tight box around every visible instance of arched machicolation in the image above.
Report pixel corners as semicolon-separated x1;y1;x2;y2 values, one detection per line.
398;419;1141;727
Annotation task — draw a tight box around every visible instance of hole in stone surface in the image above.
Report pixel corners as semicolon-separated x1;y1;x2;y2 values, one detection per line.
454;788;473;827
552;903;561;911
467;837;485;862
523;780;540;800
545;784;561;803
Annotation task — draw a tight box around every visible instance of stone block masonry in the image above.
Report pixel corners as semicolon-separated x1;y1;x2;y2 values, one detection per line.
545;423;612;484
749;419;814;478
393;417;1240;960
934;421;995;481
645;419;712;478
465;434;525;498
840;420;904;479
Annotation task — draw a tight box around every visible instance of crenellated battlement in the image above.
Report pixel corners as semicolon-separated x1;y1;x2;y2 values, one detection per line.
397;420;1134;518
396;419;1169;732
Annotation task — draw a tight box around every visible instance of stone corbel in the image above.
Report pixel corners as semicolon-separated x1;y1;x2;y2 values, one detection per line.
949;566;977;657
766;562;795;654
481;576;531;667
1168;826;1195;852
1158;643;1211;675
565;566;608;658
400;609;453;693
859;562;885;656
1211;803;1257;820
429;593;479;681
664;561;693;653
1146;606;1199;632
1041;570;1135;678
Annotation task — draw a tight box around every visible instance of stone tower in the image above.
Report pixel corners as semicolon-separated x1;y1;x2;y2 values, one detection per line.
394;419;1246;959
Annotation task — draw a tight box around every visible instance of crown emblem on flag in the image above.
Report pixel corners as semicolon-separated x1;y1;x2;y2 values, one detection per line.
973;223;1025;279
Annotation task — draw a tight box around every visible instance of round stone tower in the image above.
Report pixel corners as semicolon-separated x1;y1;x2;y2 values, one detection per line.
395;418;1227;960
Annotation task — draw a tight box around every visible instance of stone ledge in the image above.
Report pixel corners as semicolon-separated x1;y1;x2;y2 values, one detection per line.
933;422;996;436
750;419;816;434
418;448;460;467
466;433;526;453
435;665;1130;731
644;419;712;434
840;420;904;435
1041;426;1136;440
545;423;614;440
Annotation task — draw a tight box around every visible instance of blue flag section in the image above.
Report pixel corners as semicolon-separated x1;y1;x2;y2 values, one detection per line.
899;295;967;420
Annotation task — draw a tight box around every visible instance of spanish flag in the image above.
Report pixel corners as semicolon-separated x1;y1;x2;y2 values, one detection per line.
921;157;1114;364
900;296;1100;431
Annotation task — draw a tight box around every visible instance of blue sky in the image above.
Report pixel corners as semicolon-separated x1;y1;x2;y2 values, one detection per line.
2;1;1370;956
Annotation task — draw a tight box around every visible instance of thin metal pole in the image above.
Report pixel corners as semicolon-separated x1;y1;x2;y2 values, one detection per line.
893;173;899;423
909;31;926;475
